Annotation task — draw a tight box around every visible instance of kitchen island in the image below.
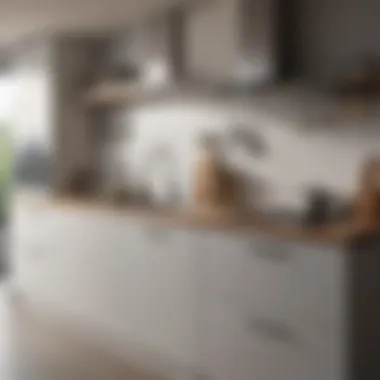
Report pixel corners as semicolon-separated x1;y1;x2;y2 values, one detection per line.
10;190;380;380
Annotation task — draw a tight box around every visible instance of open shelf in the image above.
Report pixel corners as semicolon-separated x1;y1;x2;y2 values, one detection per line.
83;77;220;108
84;80;142;107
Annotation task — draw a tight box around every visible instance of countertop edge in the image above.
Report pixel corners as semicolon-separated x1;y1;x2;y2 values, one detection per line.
13;192;377;245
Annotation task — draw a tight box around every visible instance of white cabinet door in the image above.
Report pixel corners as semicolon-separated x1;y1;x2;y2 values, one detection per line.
200;230;247;311
55;213;199;373
200;300;300;380
291;244;345;333
198;231;346;380
197;231;248;380
240;241;346;380
19;208;92;308
187;0;275;83
187;0;237;81
108;224;197;370
236;308;301;380
198;305;241;380
12;205;198;374
240;236;302;340
10;202;62;296
144;227;197;369
35;209;147;322
291;244;346;380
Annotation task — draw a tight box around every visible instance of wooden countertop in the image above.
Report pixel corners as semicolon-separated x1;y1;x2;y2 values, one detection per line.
14;192;379;245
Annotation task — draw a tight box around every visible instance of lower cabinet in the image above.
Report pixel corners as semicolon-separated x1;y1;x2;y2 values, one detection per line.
197;231;345;380
200;303;343;380
11;203;198;377
11;202;348;380
104;224;198;371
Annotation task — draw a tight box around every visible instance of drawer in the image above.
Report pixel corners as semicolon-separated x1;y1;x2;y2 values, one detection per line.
199;304;246;380
297;325;345;380
201;302;343;380
239;321;343;380
237;335;300;380
241;236;297;315
200;304;301;380
241;240;344;333
292;244;344;297
290;244;345;333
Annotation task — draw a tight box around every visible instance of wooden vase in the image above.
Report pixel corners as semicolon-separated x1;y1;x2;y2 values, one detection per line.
355;158;380;227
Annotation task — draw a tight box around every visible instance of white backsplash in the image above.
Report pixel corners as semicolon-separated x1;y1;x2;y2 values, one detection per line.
120;96;380;211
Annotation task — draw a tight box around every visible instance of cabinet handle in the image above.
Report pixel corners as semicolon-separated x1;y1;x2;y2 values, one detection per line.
248;241;292;262
247;315;296;345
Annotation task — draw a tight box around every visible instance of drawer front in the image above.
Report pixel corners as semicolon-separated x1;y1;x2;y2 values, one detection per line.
240;318;344;380
201;231;344;330
297;326;346;380
199;232;345;380
290;244;345;334
201;302;344;380
199;305;246;380
241;236;296;315
201;304;301;380
242;239;344;334
291;245;346;380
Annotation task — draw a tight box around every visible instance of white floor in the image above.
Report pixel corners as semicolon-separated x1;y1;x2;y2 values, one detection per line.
0;285;166;380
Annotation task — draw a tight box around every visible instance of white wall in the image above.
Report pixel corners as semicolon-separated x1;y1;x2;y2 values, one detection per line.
112;0;380;211
122;97;380;210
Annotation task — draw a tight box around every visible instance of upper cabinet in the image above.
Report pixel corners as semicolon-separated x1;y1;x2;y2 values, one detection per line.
127;7;186;86
187;0;237;82
186;0;276;84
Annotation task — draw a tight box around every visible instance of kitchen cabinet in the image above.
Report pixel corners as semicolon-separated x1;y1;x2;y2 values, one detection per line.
126;7;186;85
197;232;347;380
11;196;380;380
196;233;380;380
116;226;197;370
11;201;198;378
187;0;237;82
187;0;275;83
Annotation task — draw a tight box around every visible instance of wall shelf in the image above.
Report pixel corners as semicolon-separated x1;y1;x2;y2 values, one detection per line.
84;79;216;108
84;80;142;107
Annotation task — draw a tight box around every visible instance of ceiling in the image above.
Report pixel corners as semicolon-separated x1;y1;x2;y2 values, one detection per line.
0;0;183;45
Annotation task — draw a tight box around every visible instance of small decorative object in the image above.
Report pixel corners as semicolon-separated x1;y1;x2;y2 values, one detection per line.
110;186;131;205
226;126;268;159
193;133;243;217
221;126;268;212
304;188;334;226
66;167;97;197
194;133;223;210
355;157;380;227
219;165;245;211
